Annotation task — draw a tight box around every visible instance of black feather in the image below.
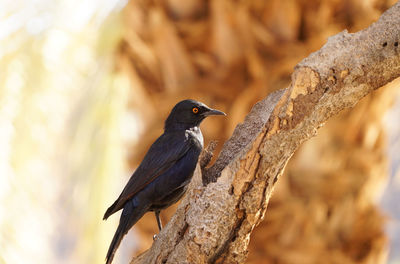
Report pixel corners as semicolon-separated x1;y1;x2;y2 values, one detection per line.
103;99;225;263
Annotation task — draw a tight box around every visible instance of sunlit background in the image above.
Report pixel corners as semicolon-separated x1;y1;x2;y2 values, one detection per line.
0;0;133;263
0;0;399;264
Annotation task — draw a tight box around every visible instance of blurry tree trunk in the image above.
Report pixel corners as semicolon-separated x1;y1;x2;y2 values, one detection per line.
129;2;400;264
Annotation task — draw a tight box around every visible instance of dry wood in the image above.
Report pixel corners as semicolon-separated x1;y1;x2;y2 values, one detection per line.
131;2;400;263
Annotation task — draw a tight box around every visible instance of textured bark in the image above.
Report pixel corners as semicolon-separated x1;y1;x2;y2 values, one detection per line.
131;2;400;263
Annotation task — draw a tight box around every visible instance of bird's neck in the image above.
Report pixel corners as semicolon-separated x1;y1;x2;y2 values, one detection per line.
188;126;201;135
164;122;200;132
187;126;204;148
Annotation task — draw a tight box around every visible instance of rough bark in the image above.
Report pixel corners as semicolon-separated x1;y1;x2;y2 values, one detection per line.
131;2;400;263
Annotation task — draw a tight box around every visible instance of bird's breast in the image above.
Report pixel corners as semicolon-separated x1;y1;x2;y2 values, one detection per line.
186;126;204;149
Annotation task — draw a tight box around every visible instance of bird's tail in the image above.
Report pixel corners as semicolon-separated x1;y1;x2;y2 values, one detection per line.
105;200;149;264
105;220;126;264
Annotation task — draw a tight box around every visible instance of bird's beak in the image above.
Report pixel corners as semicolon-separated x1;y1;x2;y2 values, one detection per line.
203;108;226;116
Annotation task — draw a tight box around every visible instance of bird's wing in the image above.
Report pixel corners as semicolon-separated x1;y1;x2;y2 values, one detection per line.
104;131;192;219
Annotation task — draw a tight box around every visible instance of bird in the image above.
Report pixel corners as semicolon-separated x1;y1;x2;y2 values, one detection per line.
103;99;225;264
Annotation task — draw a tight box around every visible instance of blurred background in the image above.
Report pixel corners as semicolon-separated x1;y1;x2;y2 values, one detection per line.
0;0;399;264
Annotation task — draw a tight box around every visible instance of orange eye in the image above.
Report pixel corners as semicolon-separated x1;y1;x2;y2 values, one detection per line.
192;107;199;114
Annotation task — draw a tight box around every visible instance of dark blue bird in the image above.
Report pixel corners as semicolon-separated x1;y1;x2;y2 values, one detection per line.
103;99;225;264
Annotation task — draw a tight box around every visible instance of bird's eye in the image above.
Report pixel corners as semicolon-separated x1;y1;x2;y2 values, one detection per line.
192;107;199;114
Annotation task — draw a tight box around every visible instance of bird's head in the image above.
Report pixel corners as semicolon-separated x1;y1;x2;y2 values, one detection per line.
164;99;226;131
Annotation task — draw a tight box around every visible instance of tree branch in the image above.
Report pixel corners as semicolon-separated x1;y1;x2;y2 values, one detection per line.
131;2;400;263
